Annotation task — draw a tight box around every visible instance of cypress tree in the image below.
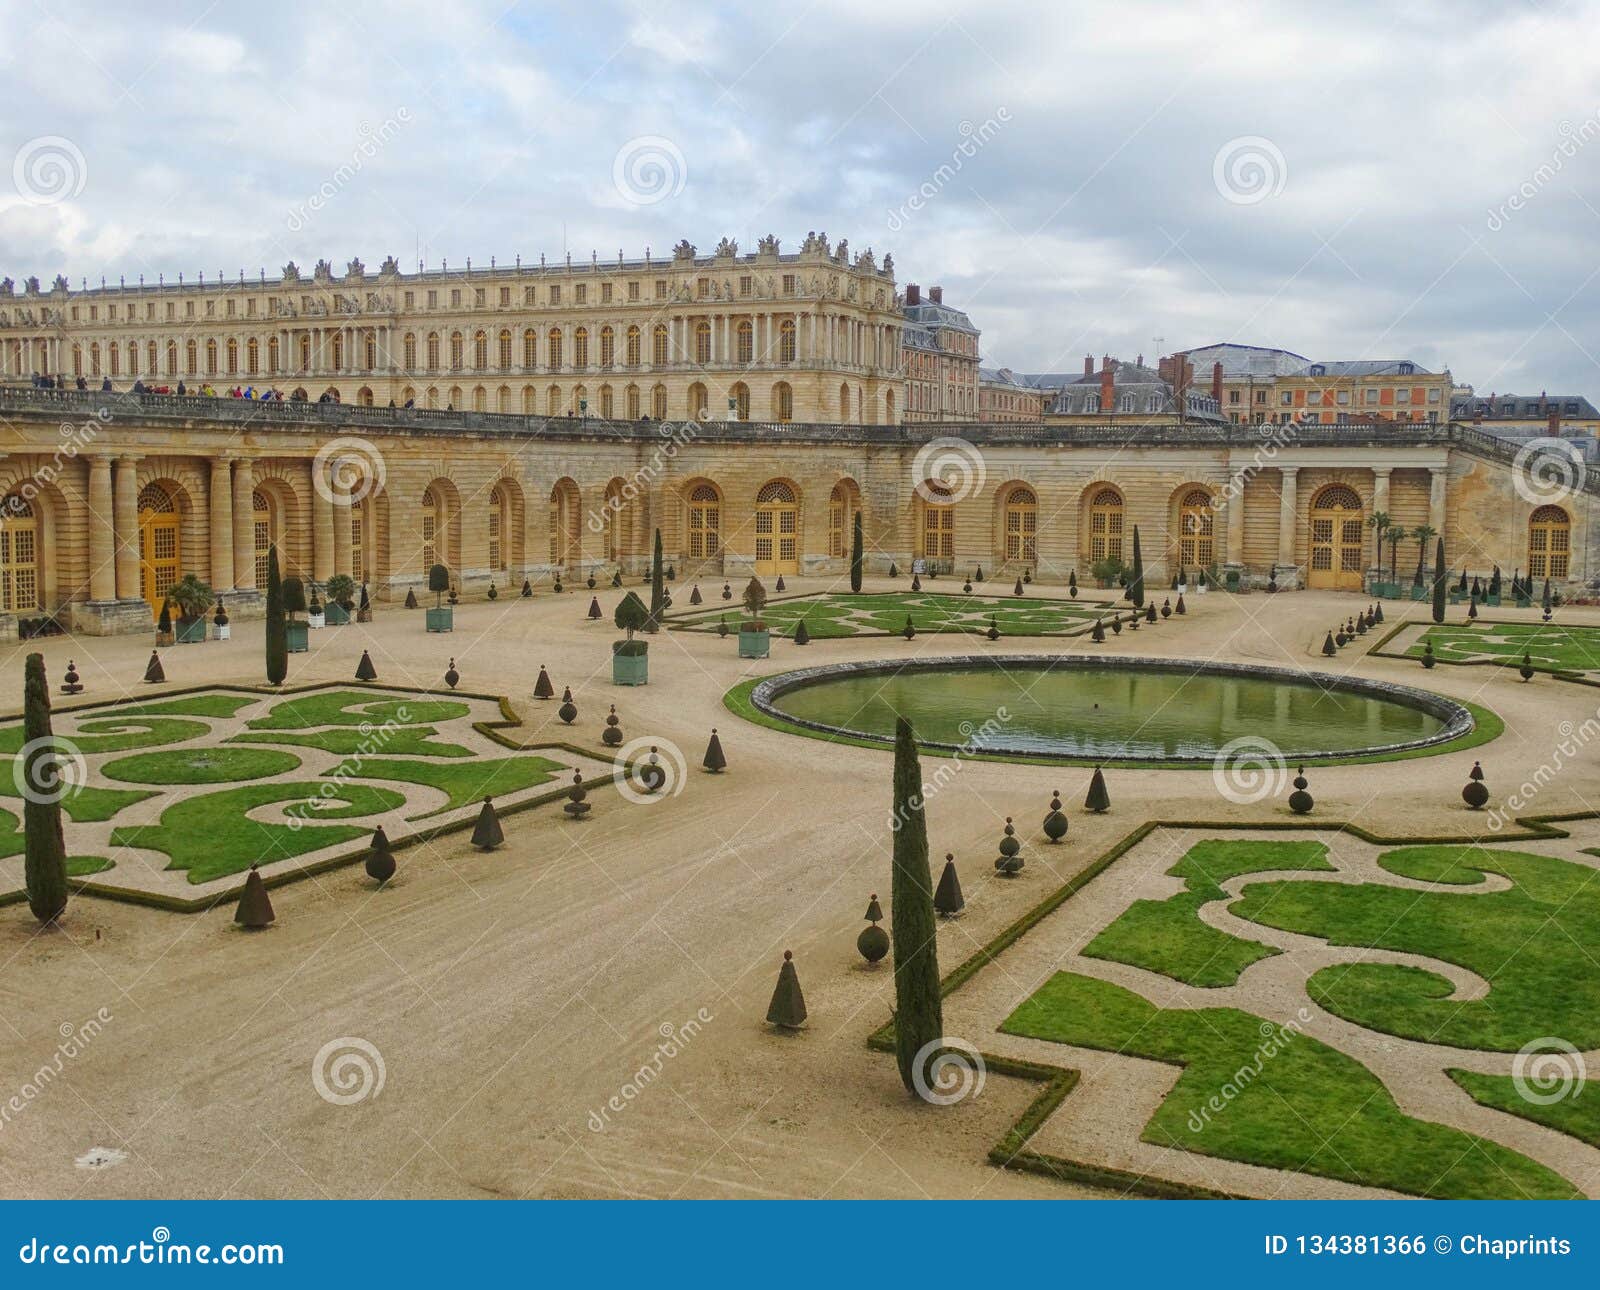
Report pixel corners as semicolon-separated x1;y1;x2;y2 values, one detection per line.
1127;526;1145;608
265;544;288;685
646;528;664;633
850;510;864;593
21;653;68;924
1431;537;1446;625
890;717;943;1096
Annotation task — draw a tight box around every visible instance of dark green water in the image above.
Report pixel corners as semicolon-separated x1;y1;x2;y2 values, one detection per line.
770;665;1445;760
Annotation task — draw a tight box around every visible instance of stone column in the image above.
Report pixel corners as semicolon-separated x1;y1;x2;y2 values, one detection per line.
209;456;234;594
1429;465;1448;540
232;458;257;590
312;459;335;581
1372;465;1392;516
113;455;141;601
86;454;116;602
1277;466;1298;569
332;463;353;577
1225;456;1247;567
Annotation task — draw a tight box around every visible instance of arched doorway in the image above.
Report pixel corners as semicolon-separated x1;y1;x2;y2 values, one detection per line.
754;480;799;576
1002;485;1037;566
687;484;721;563
138;482;181;619
1308;484;1363;590
1529;505;1571;580
918;480;955;568
828;480;860;559
1177;488;1215;572
1088;487;1124;566
0;495;41;614
252;488;276;587
488;483;510;575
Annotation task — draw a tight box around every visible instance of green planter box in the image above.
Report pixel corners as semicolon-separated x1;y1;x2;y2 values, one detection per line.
611;646;649;686
1369;580;1401;599
175;616;207;644
738;628;770;659
285;621;309;653
325;602;351;625
1409;585;1429;601
1515;595;1532;608
1484;593;1502;607
426;606;454;633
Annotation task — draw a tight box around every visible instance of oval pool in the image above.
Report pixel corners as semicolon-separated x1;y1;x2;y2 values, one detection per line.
748;655;1476;763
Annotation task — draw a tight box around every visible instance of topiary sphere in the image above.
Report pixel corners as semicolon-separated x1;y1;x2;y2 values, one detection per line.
857;923;890;964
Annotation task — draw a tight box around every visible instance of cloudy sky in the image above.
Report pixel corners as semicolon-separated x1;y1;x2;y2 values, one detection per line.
3;0;1599;395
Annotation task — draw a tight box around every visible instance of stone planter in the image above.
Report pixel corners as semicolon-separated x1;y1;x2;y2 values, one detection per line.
612;645;649;686
325;602;351;625
738;628;770;659
426;606;454;633
307;610;326;629
285;620;309;653
212;621;230;641
175;616;207;644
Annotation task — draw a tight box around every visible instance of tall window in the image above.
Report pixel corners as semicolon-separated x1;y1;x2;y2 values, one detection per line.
600;326;615;368
774;382;793;423
206;339;218;374
427;333;440;370
404;333;417;368
247;338;259;374
1529;505;1571;579
1089;487;1124;563
694;321;711;364
600;385;614;419
450;331;464;370
688;484;721;559
731;382;749;421
498;329;512;369
736;320;753;364
653;326;669;366
253;489;272;587
488;484;507;571
548;329;563;369
779;319;796;363
626;385;640;419
652;384;667;419
350;500;365;582
421;486;439;569
0;495;40;612
1178;489;1215;570
920;481;954;560
1004;486;1037;563
626;326;641;366
523;328;537;368
828;483;854;558
574;327;589;369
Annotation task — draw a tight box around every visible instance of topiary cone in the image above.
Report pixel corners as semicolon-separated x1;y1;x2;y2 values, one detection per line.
766;951;807;1029
365;825;396;884
355;650;377;682
1091;618;1105;643
689;584;702;605
1288;768;1313;815
857;894;890;964
702;728;727;772
910;573;922;592
933;853;964;917
793;618;811;645
1085;767;1110;813
533;666;555;700
1322;631;1336;657
404;587;418;609
144;650;165;683
521;578;533;597
775;574;786;592
1013;576;1024;597
1043;791;1068;842
1145;601;1157;623
234;864;275;929
22;653;68;924
587;596;603;620
1175;594;1186;615
472;797;505;849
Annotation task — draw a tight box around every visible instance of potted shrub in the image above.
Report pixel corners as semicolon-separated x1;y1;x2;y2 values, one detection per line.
307;581;326;629
324;574;356;625
1196;568;1209;595
169;573;213;644
283;575;309;652
1090;556;1124;590
738;576;770;659
426;563;453;632
1224;567;1241;591
612;590;651;686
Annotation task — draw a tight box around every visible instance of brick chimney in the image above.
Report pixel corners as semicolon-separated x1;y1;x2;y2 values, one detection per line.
1100;361;1116;414
905;283;920;305
1084;354;1094;377
1212;361;1223;404
929;285;943;304
1549;405;1561;436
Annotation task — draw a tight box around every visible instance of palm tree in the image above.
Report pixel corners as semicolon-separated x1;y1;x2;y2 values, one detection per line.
1410;524;1437;589
1366;511;1390;587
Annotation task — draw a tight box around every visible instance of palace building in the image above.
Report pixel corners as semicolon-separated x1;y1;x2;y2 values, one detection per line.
0;385;1590;638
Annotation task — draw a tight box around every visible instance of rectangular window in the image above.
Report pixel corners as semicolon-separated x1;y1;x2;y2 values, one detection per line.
550;285;561;305
629;282;640;301
601;283;613;303
499;287;510;306
655;280;667;299
740;275;752;297
450;289;461;307
576;284;587;304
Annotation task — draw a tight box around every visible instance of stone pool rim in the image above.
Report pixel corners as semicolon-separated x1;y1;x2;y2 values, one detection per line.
742;654;1481;765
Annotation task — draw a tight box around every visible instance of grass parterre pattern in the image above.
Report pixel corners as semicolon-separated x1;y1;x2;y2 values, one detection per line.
997;835;1600;1198
670;589;1117;638
1401;621;1600;677
0;684;592;902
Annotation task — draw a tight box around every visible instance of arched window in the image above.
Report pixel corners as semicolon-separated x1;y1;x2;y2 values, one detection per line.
754;481;799;574
599;385;614;419
449;331;464;371
488;483;509;572
358;386;374;407
1529;505;1571;579
0;495;40;612
252;488;273;588
426;332;440;370
547;385;561;416
779;319;796;363
652;384;668;419
403;333;417;368
329;333;342;371
472;385;486;412
498;385;512;413
600;325;615;368
828;482;857;558
547;328;563;369
498;329;512;370
167;341;178;376
1178;489;1215;571
626;384;640;419
522;328;537;368
773;382;793;423
226;338;238;375
296;335;310;371
1004;486;1037;564
1089;487;1124;564
736;320;753;364
150;340;161;374
137;482;180;618
920;480;954;561
688;484;721;559
247;338;259;374
574;327;589;369
421;486;441;569
688;383;708;420
88;342;99;376
626;326;641;366
186;339;198;373
364;333;377;369
731;382;750;421
653;325;669;366
205;339;218;375
549;479;579;568
448;385;462;409
350;497;366;582
694;321;712;365
109;342;121;377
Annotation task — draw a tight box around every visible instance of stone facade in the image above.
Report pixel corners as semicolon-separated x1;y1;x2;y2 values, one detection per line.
0;388;1591;638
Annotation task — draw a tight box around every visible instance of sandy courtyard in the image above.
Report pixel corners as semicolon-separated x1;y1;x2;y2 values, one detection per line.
0;577;1593;1200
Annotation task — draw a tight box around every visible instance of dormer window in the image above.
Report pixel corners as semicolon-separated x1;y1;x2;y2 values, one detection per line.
1398;362;1414;375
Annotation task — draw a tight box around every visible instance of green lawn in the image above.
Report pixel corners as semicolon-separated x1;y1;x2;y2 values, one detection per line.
231;727;473;758
0;808;119;872
319;755;567;818
1231;846;1600;1051
1083;840;1333;986
101;747;302;785
1449;1068;1600;1148
0;716;209;756
1002;971;1579;1198
245;692;471;731
110;782;406;883
110;695;259;719
1406;622;1600;673
671;591;1111;638
0;781;152;823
